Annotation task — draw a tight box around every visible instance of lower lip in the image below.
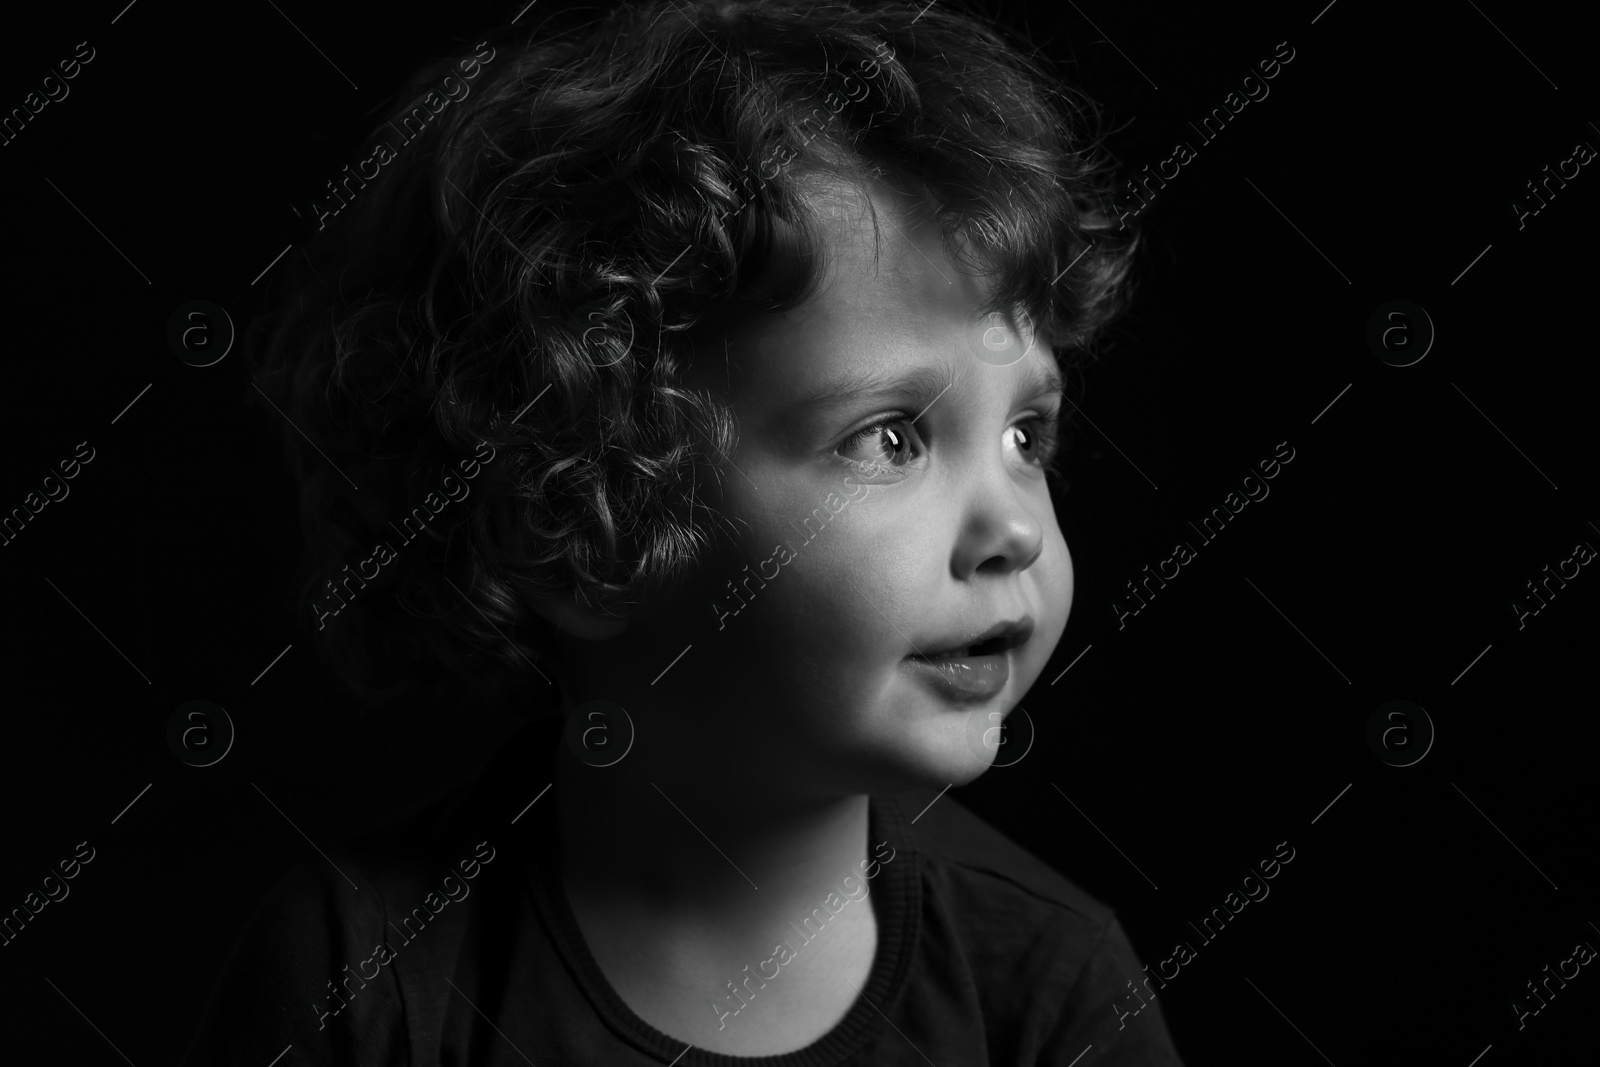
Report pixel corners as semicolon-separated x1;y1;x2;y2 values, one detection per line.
901;651;1010;702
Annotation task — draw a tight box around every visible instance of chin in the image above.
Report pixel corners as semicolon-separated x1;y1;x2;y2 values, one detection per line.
850;710;1003;794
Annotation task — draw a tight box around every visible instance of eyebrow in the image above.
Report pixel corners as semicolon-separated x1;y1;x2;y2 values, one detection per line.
786;358;1065;420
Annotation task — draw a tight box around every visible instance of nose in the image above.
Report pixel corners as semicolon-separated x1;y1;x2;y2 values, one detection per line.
950;463;1046;579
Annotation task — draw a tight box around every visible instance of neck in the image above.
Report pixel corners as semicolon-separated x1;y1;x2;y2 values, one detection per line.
553;739;872;931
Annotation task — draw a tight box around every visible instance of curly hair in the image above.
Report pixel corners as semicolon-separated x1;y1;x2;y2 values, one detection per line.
247;0;1143;720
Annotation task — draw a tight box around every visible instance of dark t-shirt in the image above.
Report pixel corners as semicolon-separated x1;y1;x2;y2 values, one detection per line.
180;718;1185;1065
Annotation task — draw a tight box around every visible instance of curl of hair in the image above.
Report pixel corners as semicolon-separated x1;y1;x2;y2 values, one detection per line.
248;0;1143;719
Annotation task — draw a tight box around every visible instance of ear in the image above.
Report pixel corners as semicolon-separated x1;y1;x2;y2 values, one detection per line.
527;588;630;641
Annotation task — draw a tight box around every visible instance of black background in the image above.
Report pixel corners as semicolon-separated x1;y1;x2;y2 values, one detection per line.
1;0;1594;1064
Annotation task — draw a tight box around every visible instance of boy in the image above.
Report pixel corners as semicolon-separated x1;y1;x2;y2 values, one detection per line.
184;1;1183;1062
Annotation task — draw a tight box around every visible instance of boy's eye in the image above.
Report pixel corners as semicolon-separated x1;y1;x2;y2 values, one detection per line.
1005;413;1062;469
837;412;1063;471
839;416;920;467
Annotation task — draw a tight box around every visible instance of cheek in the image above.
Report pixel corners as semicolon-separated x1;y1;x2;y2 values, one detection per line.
1048;520;1074;616
762;509;918;640
717;489;924;669
1027;516;1075;667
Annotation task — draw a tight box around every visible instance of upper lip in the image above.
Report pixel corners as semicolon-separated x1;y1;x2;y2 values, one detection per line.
912;616;1035;658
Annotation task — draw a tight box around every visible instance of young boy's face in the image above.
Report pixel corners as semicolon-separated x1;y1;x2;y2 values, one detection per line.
638;176;1073;796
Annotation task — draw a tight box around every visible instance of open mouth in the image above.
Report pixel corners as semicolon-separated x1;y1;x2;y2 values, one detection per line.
901;616;1032;702
901;647;1010;701
912;635;1011;661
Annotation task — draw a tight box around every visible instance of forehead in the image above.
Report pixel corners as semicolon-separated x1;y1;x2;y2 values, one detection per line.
701;174;1043;399
792;174;993;332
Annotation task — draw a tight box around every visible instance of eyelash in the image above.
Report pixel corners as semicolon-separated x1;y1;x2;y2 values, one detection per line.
838;410;1064;471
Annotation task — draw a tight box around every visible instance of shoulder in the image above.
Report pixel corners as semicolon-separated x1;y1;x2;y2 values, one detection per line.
179;746;525;1066
177;845;412;1065
894;789;1115;929
885;792;1186;1063
885;792;1123;1013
